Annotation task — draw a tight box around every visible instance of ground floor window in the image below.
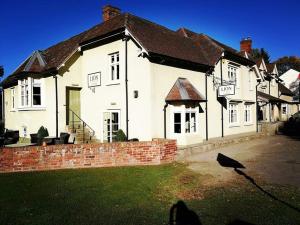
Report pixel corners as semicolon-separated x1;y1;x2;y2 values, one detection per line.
282;104;287;115
173;108;197;134
103;111;120;142
244;104;251;123
229;103;238;125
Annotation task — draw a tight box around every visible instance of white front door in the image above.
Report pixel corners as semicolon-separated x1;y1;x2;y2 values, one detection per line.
103;111;120;142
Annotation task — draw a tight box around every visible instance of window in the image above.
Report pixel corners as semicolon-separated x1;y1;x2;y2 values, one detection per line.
174;113;181;133
109;52;120;81
229;103;238;125
11;88;15;110
228;65;237;84
173;108;197;134
20;79;29;107
103;111;120;142
282;104;287;115
185;111;196;133
32;79;41;106
244;104;251;123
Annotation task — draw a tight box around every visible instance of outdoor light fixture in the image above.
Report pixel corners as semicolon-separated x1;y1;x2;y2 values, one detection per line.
134;90;138;98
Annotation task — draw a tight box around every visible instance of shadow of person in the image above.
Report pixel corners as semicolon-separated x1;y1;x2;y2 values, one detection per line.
169;200;202;225
217;153;300;214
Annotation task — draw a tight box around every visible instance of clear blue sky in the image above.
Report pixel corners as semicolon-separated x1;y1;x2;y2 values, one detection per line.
1;0;299;78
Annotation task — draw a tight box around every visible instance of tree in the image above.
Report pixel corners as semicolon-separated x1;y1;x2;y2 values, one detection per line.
275;56;300;75
251;48;271;64
0;66;3;78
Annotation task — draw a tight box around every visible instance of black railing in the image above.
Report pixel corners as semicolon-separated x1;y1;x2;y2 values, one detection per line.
69;109;95;143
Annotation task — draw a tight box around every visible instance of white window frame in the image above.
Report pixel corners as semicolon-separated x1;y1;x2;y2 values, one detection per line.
19;78;30;108
228;64;239;87
282;104;287;115
18;77;45;110
108;52;120;84
172;106;198;135
31;78;44;107
229;103;239;126
10;88;16;111
244;104;252;124
102;110;121;143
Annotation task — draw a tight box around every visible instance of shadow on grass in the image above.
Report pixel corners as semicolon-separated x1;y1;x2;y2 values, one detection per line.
217;153;300;214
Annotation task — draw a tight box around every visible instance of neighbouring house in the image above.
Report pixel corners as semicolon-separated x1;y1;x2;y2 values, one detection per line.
1;6;261;146
280;68;300;104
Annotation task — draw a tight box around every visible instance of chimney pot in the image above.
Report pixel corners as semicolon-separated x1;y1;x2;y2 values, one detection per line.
240;37;252;53
102;5;121;22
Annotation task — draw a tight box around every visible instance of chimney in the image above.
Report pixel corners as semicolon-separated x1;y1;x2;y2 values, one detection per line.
102;5;121;22
240;37;252;53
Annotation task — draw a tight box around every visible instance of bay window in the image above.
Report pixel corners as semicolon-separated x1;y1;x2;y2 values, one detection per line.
32;79;41;106
18;77;44;109
20;79;29;107
229;103;238;125
173;108;197;134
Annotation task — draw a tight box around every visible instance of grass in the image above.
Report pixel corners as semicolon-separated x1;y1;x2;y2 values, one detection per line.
0;164;299;225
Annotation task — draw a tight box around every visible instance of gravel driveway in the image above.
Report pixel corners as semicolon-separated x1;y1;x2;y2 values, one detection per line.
186;135;300;187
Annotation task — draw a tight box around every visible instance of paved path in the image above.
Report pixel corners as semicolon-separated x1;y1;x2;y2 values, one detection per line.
186;135;300;187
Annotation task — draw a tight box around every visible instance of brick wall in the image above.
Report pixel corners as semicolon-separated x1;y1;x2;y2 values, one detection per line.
0;140;176;173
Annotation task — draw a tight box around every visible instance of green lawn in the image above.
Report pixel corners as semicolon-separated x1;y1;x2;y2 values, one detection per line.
0;164;299;225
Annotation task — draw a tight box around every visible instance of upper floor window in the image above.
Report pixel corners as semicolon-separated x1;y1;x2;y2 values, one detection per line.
11;88;15;110
20;79;29;107
32;79;41;106
228;65;237;84
229;103;238;125
282;104;287;115
109;52;119;81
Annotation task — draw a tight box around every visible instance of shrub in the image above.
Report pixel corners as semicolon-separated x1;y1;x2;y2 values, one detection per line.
37;126;49;139
114;129;127;142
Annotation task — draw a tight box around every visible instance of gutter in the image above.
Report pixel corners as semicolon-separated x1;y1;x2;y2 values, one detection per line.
124;35;129;140
256;79;261;132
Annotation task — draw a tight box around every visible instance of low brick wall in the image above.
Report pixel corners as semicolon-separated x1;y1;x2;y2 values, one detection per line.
0;139;176;173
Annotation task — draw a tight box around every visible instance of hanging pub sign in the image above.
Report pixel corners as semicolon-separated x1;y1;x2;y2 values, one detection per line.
88;72;101;87
218;84;235;97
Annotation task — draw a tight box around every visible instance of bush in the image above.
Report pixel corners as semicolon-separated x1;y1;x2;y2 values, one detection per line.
37;126;49;139
114;129;127;142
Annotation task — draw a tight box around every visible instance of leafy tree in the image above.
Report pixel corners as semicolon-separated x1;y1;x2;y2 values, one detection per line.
275;56;300;75
0;66;3;78
251;48;271;64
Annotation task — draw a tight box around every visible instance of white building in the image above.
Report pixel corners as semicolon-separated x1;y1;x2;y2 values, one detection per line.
1;6;262;146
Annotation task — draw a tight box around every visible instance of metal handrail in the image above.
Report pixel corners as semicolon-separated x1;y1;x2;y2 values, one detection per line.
69;109;95;141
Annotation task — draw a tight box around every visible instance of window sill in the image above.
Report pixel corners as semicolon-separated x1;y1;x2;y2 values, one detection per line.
244;123;254;126
229;124;240;128
106;82;120;86
10;110;16;112
18;107;46;111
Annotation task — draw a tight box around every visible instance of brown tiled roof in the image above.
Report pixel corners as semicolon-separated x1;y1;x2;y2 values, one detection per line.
176;28;252;65
2;14;213;88
278;83;294;96
266;63;275;73
165;78;205;102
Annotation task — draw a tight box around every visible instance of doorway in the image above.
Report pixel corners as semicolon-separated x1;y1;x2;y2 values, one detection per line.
66;87;81;125
103;111;120;142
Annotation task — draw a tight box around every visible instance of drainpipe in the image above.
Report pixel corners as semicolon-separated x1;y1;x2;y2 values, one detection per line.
220;56;224;137
269;80;271;122
205;72;208;141
1;87;5;127
124;36;129;140
256;80;261;132
54;75;58;138
164;103;168;139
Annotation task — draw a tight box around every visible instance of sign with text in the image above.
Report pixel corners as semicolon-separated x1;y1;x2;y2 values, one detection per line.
88;72;101;87
218;85;235;97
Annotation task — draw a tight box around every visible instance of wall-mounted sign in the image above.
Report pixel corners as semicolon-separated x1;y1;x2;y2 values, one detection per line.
218;84;235;97
88;72;101;87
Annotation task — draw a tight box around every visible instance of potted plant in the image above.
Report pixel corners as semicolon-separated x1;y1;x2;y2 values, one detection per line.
37;126;49;146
